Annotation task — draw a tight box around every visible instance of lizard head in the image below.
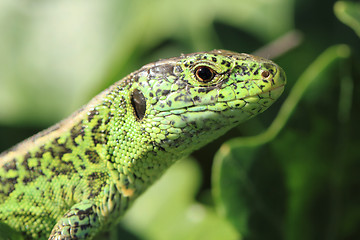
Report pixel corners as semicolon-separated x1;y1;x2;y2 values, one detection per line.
126;50;286;154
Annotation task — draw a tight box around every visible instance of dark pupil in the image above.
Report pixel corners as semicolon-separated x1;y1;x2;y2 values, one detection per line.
196;67;214;82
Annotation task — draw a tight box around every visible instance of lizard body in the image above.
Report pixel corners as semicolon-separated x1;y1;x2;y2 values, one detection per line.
0;50;286;239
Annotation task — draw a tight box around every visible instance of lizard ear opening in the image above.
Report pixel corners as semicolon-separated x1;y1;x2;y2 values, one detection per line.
131;89;146;121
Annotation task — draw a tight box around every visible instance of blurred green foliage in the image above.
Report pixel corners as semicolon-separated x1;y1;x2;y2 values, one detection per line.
0;0;360;239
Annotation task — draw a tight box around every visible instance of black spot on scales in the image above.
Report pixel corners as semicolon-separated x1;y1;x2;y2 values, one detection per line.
92;134;107;146
91;119;103;134
87;173;108;198
104;112;113;125
77;207;94;220
3;159;17;172
22;176;33;185
22;154;30;171
34;146;46;158
93;213;98;223
70;123;86;146
197;86;217;94
1;177;18;194
51;160;77;177
87;172;106;181
155;88;162;95
52;139;72;159
102;99;112;109
17;192;25;201
3;177;18;185
111;192;116;201
88;109;99;122
161;90;170;96
174;93;192;102
85;150;100;164
175;65;183;73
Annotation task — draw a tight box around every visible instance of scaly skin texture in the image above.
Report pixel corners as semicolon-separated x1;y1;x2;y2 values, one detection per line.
0;50;286;239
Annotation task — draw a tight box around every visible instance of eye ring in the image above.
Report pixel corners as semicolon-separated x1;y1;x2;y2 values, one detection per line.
194;66;215;83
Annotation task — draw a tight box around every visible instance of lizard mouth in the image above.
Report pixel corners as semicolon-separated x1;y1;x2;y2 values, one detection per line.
268;84;285;100
252;83;285;101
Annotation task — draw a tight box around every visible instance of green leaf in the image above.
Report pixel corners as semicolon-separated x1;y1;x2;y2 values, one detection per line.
212;45;353;240
118;159;239;240
334;1;360;38
212;144;286;239
0;222;24;240
0;0;294;126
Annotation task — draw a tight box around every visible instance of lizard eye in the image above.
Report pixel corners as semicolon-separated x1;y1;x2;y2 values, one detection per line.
195;66;215;83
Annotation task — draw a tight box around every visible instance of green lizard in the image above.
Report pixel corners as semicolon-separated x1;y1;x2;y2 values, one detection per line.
0;50;286;239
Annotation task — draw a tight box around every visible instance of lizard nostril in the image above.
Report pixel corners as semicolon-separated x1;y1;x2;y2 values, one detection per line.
261;70;270;79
